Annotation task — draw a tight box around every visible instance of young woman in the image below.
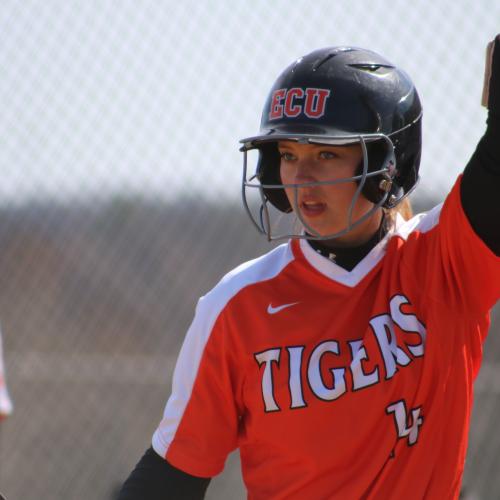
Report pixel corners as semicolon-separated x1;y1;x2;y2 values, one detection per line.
119;39;500;499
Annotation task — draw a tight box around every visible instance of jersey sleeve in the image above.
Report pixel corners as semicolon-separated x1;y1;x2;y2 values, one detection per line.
0;328;13;419
404;175;500;317
152;294;242;478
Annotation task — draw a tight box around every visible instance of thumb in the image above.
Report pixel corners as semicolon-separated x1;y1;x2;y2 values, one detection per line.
482;34;500;111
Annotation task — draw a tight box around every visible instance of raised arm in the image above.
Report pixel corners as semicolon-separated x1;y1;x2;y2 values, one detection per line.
461;35;500;255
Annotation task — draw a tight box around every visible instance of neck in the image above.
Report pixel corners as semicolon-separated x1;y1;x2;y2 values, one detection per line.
325;208;384;248
308;214;388;271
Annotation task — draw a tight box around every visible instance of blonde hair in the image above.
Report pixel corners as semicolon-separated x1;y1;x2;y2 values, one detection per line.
383;197;413;229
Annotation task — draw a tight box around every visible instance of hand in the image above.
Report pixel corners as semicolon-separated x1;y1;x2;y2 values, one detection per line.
482;35;500;113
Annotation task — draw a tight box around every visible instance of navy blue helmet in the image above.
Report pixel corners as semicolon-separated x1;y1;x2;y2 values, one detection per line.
240;46;422;240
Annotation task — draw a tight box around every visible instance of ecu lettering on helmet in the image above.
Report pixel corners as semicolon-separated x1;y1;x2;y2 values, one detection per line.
269;87;331;120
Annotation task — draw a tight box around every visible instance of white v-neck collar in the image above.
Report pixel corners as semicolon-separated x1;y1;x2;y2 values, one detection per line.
298;214;405;288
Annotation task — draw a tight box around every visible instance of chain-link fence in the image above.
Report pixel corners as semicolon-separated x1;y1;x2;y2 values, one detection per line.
0;1;499;499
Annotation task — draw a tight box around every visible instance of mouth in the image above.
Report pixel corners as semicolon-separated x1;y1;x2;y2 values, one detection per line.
300;200;327;217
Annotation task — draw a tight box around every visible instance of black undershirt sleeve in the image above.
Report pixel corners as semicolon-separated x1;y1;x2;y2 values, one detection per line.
460;111;500;256
117;447;211;500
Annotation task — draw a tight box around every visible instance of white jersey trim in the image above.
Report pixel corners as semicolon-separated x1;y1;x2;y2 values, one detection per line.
393;202;443;240
299;236;389;288
299;204;443;288
152;243;295;458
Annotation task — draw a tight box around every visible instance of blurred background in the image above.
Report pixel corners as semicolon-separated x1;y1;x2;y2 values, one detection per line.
0;1;499;498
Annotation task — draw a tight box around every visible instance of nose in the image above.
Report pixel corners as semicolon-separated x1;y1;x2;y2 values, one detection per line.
292;159;317;184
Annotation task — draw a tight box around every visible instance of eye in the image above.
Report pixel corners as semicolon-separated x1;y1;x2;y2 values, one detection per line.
279;151;295;162
319;150;338;160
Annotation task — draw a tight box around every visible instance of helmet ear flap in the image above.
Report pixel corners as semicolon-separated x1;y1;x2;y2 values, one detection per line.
358;140;394;204
257;143;293;213
391;118;422;196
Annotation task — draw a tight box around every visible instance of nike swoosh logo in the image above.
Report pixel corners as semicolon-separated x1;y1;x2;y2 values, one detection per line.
267;302;299;314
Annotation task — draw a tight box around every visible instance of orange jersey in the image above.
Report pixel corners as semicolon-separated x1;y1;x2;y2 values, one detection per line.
152;176;500;500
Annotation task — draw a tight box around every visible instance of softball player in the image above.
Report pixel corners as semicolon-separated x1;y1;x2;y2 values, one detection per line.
119;38;500;499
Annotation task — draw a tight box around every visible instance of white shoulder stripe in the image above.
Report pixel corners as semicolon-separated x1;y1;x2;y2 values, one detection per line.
152;242;294;457
393;202;443;240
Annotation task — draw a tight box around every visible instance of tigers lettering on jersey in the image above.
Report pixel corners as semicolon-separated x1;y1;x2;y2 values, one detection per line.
268;88;331;120
254;294;427;412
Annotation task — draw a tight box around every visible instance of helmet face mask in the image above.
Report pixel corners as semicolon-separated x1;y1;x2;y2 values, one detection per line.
242;134;397;241
240;46;422;241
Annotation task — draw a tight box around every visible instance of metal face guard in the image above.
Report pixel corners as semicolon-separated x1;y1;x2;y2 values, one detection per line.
241;135;395;241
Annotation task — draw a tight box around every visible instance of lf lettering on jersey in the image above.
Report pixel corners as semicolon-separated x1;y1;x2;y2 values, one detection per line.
254;294;426;412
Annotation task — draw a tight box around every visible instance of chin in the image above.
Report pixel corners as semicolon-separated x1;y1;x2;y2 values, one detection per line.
305;226;343;239
302;217;343;235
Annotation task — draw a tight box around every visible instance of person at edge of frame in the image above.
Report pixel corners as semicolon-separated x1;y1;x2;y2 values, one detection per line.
0;327;13;500
0;327;13;421
117;36;500;499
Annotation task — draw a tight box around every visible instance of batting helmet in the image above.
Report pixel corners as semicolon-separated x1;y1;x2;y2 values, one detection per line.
240;46;422;240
